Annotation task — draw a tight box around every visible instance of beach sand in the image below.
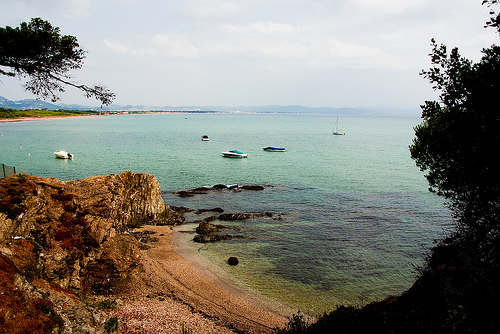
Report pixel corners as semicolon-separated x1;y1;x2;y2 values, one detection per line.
114;224;290;334
0;115;97;123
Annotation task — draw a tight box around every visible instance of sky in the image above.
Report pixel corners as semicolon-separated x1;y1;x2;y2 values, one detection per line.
0;0;498;111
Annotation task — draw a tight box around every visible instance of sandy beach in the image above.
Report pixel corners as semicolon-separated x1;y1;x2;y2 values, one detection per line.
113;224;290;333
0;115;99;123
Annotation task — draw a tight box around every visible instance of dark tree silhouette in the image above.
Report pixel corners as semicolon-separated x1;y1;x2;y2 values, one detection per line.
410;0;500;264
0;18;115;106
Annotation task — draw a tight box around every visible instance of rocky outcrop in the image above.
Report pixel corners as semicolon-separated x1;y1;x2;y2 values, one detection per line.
174;184;266;197
0;171;183;333
218;212;274;221
193;221;242;243
228;257;239;266
192;212;278;243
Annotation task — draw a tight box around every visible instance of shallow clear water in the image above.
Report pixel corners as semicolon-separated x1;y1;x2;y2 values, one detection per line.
0;112;452;314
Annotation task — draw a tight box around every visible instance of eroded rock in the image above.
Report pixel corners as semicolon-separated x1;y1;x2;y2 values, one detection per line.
0;171;184;333
218;212;274;221
174;184;266;197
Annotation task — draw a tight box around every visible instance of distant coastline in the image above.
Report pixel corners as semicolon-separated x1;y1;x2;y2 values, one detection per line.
0;95;421;116
0;114;97;123
0;111;221;123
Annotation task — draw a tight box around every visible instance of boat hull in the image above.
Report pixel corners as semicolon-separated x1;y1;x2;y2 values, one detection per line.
262;146;286;152
54;151;73;159
222;150;248;158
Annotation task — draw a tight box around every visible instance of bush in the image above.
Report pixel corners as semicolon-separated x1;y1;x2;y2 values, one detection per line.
104;317;119;333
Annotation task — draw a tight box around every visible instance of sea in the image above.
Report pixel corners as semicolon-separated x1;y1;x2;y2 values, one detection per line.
0;112;453;315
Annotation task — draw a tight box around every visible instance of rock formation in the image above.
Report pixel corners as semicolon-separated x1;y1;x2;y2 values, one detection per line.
174;184;265;197
0;171;183;333
191;210;282;243
193;220;241;243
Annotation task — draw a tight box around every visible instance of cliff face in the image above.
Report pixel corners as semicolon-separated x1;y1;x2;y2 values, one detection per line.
0;171;182;333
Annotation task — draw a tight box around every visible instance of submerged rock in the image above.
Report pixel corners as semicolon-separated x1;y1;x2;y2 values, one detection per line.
218;212;274;221
239;185;265;191
228;257;239;266
196;220;229;234
193;220;246;243
195;207;224;214
193;234;234;243
174;184;266;197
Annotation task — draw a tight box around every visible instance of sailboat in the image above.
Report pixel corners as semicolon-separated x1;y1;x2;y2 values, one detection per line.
332;116;345;135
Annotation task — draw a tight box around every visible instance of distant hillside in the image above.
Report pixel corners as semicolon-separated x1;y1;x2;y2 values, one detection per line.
0;96;63;110
0;96;420;115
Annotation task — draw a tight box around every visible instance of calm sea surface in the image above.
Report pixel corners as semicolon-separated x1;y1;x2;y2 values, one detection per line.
0;112;452;314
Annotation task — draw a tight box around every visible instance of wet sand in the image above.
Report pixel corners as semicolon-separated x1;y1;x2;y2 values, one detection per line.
115;224;291;333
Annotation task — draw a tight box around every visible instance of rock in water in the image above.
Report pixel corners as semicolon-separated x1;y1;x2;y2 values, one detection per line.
228;257;239;266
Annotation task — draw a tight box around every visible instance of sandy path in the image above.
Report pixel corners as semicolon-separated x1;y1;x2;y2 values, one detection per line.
115;225;289;333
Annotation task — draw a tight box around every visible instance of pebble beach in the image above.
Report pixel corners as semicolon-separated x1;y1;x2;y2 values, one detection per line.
113;225;290;334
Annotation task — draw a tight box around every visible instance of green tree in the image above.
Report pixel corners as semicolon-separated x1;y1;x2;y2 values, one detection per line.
410;0;500;265
0;17;115;106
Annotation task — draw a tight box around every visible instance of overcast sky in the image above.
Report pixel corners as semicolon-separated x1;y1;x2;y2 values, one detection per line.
0;0;498;110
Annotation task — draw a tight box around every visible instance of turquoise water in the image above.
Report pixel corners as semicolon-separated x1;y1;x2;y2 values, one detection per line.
0;113;452;314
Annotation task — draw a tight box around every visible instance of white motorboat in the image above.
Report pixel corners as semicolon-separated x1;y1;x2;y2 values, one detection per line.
222;150;248;158
54;150;74;159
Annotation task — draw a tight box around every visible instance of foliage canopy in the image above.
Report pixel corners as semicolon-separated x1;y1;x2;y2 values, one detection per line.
410;0;500;264
0;18;115;106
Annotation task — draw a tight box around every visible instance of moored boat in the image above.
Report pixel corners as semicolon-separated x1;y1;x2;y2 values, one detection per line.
201;135;209;141
54;150;73;159
263;146;286;152
222;150;248;158
332;116;345;135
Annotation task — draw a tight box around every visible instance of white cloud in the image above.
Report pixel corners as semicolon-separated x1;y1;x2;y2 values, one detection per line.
151;34;200;58
66;0;92;17
43;0;92;19
205;20;403;71
104;39;129;54
245;21;303;34
104;34;199;59
2;0;498;108
182;0;249;20
354;0;430;15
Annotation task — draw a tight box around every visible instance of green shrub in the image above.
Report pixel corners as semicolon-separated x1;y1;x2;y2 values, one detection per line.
95;299;116;310
104;317;118;333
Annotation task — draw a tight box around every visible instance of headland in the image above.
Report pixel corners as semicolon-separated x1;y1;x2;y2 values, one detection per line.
0;172;288;333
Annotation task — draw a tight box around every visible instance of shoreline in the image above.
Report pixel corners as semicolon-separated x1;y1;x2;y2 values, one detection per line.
173;222;295;318
0;114;99;123
115;224;290;333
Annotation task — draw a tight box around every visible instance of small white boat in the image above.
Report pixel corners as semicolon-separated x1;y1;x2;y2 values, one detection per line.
263;146;286;152
202;135;209;141
222;150;248;158
332;116;345;135
54;150;74;159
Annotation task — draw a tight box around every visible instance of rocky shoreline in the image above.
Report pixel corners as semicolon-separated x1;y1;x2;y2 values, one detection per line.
0;172;288;333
